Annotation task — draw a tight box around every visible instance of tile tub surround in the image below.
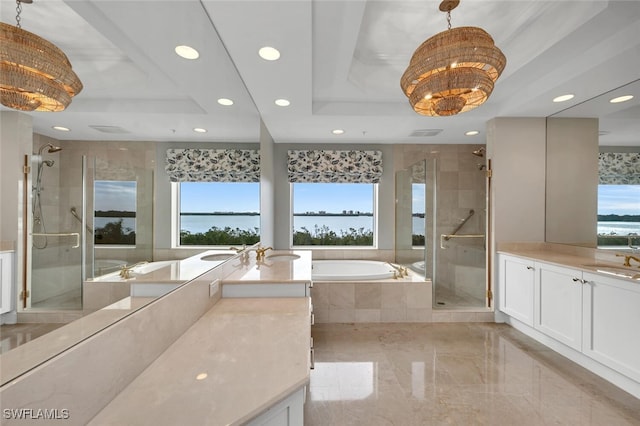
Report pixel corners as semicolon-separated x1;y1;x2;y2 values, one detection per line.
304;323;640;425
311;275;433;323
90;298;312;425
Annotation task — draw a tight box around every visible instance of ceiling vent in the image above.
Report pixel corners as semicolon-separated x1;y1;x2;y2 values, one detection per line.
409;129;443;137
89;125;130;134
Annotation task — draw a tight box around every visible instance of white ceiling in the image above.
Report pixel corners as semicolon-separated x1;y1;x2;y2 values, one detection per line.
1;0;639;146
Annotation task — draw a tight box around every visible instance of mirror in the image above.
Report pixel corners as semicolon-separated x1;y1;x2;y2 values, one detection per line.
546;80;640;249
0;0;260;385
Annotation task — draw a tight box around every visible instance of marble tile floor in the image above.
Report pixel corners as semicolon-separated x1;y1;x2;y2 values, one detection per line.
0;323;65;354
305;323;640;425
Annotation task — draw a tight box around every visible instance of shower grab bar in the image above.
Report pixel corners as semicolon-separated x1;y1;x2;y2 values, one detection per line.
444;209;474;241
440;233;485;249
70;207;93;233
31;232;80;248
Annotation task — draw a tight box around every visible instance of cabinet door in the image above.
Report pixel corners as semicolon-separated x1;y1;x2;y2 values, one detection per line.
222;282;308;298
534;263;583;351
1;252;14;314
582;272;640;383
498;255;535;326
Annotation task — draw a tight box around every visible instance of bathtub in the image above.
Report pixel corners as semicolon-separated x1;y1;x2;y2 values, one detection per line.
312;260;396;281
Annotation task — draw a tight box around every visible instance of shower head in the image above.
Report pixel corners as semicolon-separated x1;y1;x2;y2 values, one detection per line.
43;160;55;167
37;143;62;155
472;147;485;157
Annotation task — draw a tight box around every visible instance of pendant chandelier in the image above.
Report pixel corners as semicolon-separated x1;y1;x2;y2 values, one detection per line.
0;0;82;112
400;0;506;117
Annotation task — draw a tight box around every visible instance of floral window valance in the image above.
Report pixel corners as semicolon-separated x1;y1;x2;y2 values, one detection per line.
287;150;383;183
599;152;640;185
165;149;260;183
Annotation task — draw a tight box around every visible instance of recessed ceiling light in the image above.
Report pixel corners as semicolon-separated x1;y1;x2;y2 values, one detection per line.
217;98;234;106
610;95;633;103
174;45;199;60
52;126;70;132
275;99;290;107
465;130;479;136
332;129;345;135
553;94;574;103
193;128;207;133
195;373;208;381
258;46;280;61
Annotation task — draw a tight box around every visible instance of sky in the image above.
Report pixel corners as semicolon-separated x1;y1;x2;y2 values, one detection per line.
94;181;136;211
597;185;640;215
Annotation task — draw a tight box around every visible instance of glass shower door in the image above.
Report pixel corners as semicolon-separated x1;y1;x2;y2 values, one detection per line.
431;149;488;308
29;150;88;310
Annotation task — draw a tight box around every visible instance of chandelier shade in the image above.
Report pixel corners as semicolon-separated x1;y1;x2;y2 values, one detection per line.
400;4;506;116
0;21;83;112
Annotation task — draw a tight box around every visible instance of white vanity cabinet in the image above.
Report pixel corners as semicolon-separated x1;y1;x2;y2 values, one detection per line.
498;254;535;326
582;272;640;383
1;251;14;314
534;263;583;351
222;281;311;298
497;252;640;398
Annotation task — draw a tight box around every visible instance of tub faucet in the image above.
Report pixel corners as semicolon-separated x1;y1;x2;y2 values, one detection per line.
387;262;408;278
617;254;640;267
119;261;149;279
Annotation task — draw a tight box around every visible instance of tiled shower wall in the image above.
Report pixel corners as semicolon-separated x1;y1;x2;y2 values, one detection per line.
393;144;487;307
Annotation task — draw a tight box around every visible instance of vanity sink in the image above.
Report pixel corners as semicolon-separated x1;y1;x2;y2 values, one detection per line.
582;264;640;280
265;253;301;261
201;253;235;261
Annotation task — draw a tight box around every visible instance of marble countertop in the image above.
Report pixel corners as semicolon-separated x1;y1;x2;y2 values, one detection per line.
89;297;312;426
88;250;238;283
222;250;313;284
498;245;640;282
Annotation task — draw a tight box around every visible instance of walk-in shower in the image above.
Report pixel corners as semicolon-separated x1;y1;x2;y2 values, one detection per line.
32;144;62;249
395;146;488;309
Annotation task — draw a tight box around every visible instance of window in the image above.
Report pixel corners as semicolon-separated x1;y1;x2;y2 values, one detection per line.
177;182;260;246
412;183;426;246
597;184;640;248
291;183;376;246
94;180;136;245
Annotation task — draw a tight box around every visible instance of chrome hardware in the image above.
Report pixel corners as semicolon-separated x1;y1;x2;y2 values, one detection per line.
310;348;315;370
572;277;587;284
526;266;534;270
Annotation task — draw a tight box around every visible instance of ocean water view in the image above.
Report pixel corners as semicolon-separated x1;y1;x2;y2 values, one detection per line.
96;216;640;238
